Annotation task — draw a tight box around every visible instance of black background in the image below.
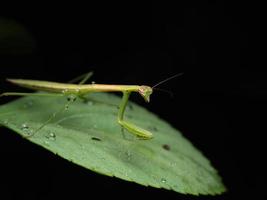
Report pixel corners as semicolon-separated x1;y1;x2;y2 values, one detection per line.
0;2;265;200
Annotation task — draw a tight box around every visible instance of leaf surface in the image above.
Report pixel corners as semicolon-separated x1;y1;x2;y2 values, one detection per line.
0;93;226;195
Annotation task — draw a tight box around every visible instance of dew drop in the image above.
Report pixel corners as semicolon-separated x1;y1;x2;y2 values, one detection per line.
21;123;29;131
27;130;34;136
67;95;77;102
3;119;9;125
64;105;69;110
45;131;56;141
20;124;33;136
161;178;167;183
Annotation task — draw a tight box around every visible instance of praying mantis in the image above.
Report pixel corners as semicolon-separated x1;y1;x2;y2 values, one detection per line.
0;72;181;139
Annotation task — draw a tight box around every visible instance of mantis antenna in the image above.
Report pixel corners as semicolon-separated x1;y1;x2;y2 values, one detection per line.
152;73;184;89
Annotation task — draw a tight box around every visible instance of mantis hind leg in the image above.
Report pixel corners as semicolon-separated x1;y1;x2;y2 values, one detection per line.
70;71;94;102
117;91;153;140
69;71;94;85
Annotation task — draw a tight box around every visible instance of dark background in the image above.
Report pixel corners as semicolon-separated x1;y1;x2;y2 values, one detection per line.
0;2;265;200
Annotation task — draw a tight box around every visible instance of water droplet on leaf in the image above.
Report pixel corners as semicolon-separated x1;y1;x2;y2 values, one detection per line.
20;124;33;136
161;178;167;183
64;105;69;110
21;123;29;130
45;131;56;140
67;95;77;102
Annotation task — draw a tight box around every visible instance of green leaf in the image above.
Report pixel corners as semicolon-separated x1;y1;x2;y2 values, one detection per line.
0;93;226;195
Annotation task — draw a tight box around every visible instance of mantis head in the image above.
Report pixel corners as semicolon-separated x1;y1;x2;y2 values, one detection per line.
138;86;153;102
138;73;183;101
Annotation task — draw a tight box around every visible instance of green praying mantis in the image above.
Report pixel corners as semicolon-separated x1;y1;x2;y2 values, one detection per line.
0;72;181;139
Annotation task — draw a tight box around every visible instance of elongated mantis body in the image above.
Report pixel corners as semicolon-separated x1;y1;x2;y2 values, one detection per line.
1;73;154;139
1;72;181;139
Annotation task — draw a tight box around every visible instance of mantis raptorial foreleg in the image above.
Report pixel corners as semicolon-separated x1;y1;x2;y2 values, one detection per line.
118;91;153;139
